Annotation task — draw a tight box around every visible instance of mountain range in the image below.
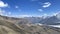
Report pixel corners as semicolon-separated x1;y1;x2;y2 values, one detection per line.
0;13;60;34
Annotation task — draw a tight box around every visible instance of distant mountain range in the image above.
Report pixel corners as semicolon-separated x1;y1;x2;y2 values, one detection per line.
0;15;60;34
0;13;60;25
20;14;60;25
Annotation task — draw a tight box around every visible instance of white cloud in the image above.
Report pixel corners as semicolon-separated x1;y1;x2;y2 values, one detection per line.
43;13;48;16
38;9;43;12
15;6;19;8
0;8;12;17
42;2;51;8
9;15;29;18
19;15;32;18
0;1;8;7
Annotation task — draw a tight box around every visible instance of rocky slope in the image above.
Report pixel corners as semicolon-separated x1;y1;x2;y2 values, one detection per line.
0;15;60;34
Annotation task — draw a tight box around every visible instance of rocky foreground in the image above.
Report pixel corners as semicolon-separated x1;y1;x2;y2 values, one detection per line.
0;15;60;34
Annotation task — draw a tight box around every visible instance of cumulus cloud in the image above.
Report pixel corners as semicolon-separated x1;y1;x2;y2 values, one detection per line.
42;2;51;8
38;9;43;12
0;1;8;7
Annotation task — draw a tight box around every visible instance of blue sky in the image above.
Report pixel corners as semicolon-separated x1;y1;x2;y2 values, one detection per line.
0;0;60;17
